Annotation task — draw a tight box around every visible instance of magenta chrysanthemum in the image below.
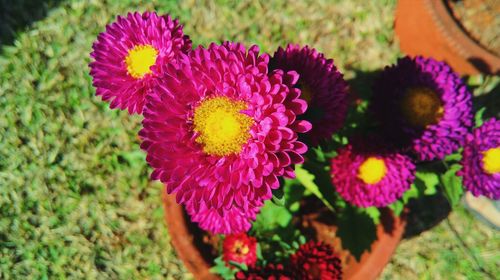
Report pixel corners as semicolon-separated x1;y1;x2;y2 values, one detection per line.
89;12;191;114
140;42;311;234
458;118;500;199
330;141;416;208
290;241;342;280
371;56;473;161
271;44;349;144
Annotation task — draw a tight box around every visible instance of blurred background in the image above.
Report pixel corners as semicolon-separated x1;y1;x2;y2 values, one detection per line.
0;0;498;279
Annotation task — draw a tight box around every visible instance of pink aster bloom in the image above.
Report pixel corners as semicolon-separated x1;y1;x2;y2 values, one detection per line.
271;44;349;144
331;140;416;208
140;42;311;234
458;118;500;199
89;12;192;114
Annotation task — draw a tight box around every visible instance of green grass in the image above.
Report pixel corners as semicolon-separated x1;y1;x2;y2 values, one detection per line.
0;0;497;279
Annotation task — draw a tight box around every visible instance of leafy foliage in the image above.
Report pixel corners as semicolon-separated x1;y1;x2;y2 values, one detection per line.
253;200;293;232
210;256;237;280
440;164;464;207
295;164;336;211
336;206;377;260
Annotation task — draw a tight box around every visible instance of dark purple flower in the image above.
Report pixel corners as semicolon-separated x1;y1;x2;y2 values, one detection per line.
271;44;349;144
371;56;473;161
458;118;500;199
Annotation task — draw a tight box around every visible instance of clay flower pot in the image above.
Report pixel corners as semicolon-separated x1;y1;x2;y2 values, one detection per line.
162;192;406;280
395;0;500;75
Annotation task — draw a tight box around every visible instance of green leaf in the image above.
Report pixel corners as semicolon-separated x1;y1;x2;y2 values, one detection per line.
253;200;292;232
444;152;462;163
440;164;464;207
228;261;248;271
415;171;439;195
336;206;377;260
271;187;285;207
298;235;306;245
210;256;237;280
388;200;405;216
474;107;486;127
402;183;420;203
284;178;305;212
295;164;335;211
312;146;326;162
256;243;263;260
360;207;381;224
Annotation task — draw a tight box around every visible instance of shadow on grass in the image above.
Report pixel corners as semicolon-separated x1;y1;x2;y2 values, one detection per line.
403;191;452;239
0;0;63;48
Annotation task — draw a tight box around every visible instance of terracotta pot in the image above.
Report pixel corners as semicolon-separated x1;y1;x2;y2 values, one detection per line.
395;0;500;75
163;191;406;280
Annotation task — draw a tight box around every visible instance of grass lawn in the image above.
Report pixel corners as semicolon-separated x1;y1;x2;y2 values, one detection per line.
0;0;498;279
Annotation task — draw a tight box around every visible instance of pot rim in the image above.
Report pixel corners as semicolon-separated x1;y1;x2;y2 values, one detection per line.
424;0;500;72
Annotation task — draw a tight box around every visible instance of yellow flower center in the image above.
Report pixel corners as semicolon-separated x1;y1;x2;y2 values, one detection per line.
193;97;253;157
233;241;250;255
358;157;387;185
401;87;443;128
482;147;500;175
299;82;313;104
125;44;158;79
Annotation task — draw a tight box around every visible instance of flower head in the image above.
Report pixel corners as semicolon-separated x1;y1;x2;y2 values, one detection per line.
89;12;192;114
331;137;416;207
458;118;500;199
222;233;258;267
235;263;292;280
140;42;310;234
271;44;349;144
371;56;473;161
290;241;342;280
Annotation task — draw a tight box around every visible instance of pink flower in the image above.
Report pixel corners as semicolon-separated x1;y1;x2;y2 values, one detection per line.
140;42;311;233
89;12;191;114
331;138;416;207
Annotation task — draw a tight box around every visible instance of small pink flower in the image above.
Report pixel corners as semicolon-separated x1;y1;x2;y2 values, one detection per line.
89;12;191;114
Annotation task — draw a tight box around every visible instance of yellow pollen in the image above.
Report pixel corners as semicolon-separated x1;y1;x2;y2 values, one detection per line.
193;97;253;157
297;81;313;104
401;87;443;128
358;157;387;185
482;147;500;175
125;44;158;79
233;241;250;255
